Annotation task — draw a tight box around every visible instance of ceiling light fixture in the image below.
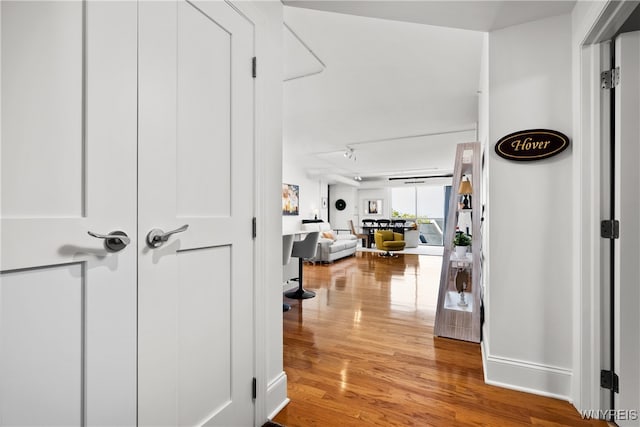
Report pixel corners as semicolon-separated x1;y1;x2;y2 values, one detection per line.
343;147;356;161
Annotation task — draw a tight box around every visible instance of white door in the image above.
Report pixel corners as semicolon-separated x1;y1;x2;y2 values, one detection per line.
614;31;640;424
1;2;137;425
138;1;256;426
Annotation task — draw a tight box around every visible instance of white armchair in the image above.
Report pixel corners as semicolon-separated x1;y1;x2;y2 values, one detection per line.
404;229;420;248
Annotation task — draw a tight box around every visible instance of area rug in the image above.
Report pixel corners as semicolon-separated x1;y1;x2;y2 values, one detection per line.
357;245;444;256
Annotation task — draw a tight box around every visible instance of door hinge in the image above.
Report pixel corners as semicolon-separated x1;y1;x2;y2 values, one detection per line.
601;219;619;239
252;217;257;239
601;67;620;89
252;57;257;78
252;377;257;400
600;370;619;393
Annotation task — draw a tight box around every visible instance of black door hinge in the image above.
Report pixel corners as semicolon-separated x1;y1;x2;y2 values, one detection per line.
600;370;619;393
252;217;257;239
252;57;257;78
601;220;619;239
252;377;257;400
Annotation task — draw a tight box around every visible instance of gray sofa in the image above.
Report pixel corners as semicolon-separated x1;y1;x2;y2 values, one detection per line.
301;222;358;263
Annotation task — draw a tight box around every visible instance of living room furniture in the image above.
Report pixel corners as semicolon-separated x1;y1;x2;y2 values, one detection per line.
391;219;406;234
282;234;295;311
348;220;369;248
376;219;391;229
361;223;413;248
434;142;482;343
301;222;358;263
284;231;320;299
404;229;420;248
374;230;406;257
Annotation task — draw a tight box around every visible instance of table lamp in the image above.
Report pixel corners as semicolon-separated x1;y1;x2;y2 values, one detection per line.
458;176;473;209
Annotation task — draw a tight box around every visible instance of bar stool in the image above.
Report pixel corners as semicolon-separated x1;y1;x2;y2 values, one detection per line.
284;231;320;299
282;234;295;312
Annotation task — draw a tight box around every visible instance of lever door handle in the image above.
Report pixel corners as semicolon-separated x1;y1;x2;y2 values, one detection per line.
146;224;189;248
88;230;130;252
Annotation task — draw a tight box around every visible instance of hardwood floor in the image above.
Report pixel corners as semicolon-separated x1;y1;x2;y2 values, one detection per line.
273;252;605;427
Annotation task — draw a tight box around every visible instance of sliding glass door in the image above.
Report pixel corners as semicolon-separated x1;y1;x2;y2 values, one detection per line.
391;185;445;246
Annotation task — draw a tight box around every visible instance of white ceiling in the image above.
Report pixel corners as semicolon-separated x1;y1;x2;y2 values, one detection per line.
282;1;576;185
283;1;577;32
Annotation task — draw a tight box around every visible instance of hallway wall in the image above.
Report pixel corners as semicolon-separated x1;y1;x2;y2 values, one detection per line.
485;13;574;399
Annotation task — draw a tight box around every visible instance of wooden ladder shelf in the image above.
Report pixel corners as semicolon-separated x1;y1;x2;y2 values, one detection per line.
434;142;482;343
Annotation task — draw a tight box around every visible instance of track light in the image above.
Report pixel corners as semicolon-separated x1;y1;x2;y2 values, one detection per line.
343;147;356;161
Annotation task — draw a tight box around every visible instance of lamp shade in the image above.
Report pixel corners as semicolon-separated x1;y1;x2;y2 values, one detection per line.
458;178;473;195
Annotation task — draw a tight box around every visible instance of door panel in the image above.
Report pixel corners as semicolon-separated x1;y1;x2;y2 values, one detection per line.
614;31;640;424
1;264;83;426
177;3;232;217
0;1;137;425
177;246;232;426
1;1;84;217
138;1;255;425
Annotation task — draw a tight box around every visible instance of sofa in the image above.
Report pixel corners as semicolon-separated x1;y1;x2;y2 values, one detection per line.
301;222;358;263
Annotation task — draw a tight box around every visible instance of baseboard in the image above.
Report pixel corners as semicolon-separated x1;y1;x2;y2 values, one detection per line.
282;281;297;292
482;349;573;402
266;371;289;420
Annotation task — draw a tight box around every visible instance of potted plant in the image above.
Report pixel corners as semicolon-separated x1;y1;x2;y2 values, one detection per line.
453;232;471;258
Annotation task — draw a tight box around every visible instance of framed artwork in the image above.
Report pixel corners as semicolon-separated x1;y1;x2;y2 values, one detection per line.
365;199;382;215
282;183;299;216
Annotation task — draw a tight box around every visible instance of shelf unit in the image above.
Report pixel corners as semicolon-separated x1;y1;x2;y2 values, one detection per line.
434;142;482;343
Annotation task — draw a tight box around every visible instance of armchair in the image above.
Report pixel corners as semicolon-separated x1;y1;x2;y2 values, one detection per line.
374;230;405;257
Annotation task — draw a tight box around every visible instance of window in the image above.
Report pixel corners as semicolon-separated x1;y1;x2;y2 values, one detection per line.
391;185;446;246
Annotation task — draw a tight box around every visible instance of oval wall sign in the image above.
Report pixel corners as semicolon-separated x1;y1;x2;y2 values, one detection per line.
495;129;569;161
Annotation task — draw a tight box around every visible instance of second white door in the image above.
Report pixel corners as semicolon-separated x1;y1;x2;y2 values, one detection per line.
138;1;256;426
613;30;640;425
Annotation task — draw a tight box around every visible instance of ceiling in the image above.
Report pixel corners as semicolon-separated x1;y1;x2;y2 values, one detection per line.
282;1;576;186
283;1;577;32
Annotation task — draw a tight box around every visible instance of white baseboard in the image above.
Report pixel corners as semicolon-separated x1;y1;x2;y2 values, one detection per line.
266;371;289;420
482;343;573;401
282;281;297;292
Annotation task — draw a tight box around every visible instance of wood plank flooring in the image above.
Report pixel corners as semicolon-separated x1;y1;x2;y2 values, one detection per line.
273;252;606;427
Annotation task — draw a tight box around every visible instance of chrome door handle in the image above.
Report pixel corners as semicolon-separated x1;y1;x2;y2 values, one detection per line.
146;224;189;248
88;230;130;252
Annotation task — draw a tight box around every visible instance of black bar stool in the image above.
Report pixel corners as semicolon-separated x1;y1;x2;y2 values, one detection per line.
282;234;294;312
284;231;320;299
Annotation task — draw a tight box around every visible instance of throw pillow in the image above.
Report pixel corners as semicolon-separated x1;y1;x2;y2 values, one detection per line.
321;231;336;241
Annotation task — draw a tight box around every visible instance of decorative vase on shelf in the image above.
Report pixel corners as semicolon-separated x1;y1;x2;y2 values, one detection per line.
455;245;467;258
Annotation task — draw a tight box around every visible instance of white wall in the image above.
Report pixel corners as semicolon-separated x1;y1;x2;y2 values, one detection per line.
358;188;392;220
282;151;325;234
329;184;358;230
485;13;574;400
478;32;490;305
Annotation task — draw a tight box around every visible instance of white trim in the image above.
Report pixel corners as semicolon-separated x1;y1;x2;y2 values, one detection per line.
572;0;639;414
266;371;290;420
229;1;268;425
483;353;573;401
